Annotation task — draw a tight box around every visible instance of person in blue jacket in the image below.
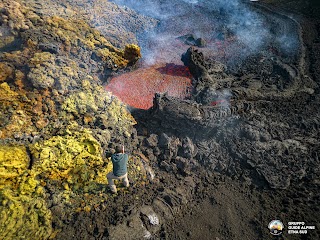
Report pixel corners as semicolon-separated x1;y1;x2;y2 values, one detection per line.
107;145;129;193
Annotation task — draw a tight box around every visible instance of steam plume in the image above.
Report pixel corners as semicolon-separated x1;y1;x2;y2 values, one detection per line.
111;0;299;65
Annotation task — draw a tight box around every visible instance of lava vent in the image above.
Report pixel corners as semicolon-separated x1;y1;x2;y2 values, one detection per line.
106;63;192;109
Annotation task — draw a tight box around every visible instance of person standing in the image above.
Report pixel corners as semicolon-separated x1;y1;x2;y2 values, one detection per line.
107;145;129;193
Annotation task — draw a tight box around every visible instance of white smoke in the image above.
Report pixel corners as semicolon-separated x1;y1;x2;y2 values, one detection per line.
182;0;198;4
111;0;299;65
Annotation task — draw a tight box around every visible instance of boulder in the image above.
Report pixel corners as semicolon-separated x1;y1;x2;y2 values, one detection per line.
145;134;158;147
179;137;197;159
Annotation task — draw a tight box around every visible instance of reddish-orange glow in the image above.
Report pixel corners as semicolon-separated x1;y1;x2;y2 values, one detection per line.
106;63;192;109
210;99;227;106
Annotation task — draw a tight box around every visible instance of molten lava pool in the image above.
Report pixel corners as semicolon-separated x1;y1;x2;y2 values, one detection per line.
106;63;192;109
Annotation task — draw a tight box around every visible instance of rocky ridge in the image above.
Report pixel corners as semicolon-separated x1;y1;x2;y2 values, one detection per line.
0;0;155;238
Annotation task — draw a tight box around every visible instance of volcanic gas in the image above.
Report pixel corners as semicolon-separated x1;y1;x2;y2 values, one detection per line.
106;0;300;109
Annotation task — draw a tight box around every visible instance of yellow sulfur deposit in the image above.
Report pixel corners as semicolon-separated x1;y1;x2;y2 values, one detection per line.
0;188;52;240
96;48;128;68
0;144;52;240
44;16;140;67
61;89;98;115
0;1;147;238
0;82;39;139
62;79;136;132
107;97;137;133
29;125;109;191
0;128;149;237
0;82;19;102
124;44;141;64
0;145;29;189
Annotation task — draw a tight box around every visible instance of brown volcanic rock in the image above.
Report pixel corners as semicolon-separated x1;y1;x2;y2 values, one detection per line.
19;0;157;48
137;2;319;194
0;0;34;33
0;62;14;82
149;42;319;192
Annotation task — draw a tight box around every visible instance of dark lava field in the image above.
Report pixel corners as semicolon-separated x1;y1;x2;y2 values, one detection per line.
0;0;319;239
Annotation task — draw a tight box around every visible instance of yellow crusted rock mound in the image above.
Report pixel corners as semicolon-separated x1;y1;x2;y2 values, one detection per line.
62;79;136;133
0;144;52;240
29;123;109;191
0;188;52;240
44;16;141;67
0;145;29;189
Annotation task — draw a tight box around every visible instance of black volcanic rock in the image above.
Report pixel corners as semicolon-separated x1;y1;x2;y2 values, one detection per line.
177;34;206;47
195;38;206;47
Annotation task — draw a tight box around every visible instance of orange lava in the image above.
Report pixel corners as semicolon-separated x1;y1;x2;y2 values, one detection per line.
106;63;192;109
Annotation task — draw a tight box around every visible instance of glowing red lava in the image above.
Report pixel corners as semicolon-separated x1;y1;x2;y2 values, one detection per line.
106;63;192;109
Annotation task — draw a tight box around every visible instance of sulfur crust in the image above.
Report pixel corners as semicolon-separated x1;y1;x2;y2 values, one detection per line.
0;145;52;240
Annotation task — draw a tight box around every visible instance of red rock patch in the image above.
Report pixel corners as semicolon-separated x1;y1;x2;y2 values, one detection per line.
106;63;192;109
